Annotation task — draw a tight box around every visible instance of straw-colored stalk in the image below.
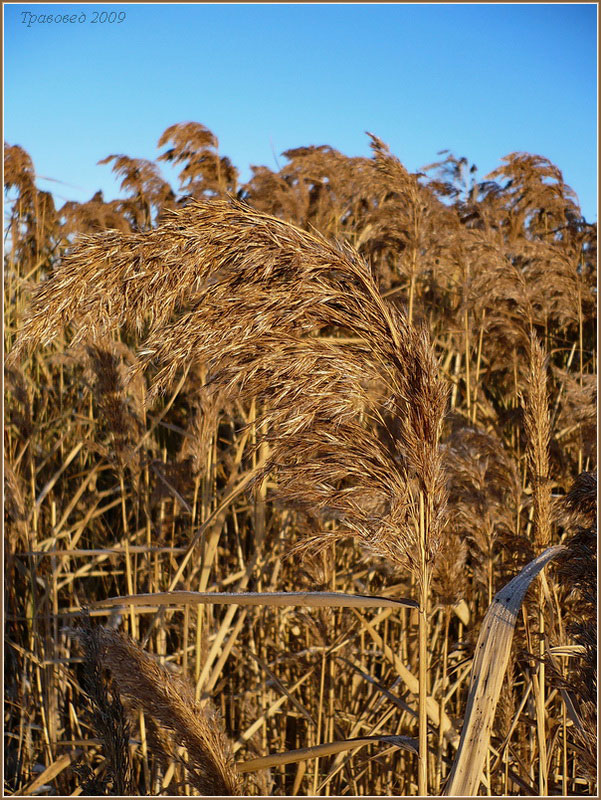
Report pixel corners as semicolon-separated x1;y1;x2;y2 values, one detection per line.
523;331;553;795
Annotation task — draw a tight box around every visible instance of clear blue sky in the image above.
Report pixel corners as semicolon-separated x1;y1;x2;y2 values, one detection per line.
4;3;598;221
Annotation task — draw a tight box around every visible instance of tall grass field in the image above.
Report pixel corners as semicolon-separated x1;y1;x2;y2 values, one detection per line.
4;124;597;796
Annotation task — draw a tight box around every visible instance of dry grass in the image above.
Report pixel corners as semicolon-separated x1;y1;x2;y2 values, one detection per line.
4;125;596;796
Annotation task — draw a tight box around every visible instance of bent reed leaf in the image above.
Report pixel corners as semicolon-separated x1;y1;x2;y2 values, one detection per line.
237;734;418;773
443;545;566;797
92;589;418;611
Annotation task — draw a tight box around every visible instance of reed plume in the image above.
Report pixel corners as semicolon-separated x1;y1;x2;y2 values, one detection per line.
443;422;519;603
78;618;243;795
10;199;448;579
76;612;134;795
523;332;553;550
60;191;132;236
158;122;238;197
98;154;176;230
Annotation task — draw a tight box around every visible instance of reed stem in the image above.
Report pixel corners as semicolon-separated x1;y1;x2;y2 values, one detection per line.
418;491;429;797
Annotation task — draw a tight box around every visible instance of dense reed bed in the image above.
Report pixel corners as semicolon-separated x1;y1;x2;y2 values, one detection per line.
4;124;597;796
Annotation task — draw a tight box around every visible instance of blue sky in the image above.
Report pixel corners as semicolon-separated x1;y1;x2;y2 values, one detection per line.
4;3;598;221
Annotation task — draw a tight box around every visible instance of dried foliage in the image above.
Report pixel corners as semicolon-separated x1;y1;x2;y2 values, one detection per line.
554;473;597;783
4;124;596;796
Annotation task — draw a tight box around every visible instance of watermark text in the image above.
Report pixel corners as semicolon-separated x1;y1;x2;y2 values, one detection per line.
21;10;127;27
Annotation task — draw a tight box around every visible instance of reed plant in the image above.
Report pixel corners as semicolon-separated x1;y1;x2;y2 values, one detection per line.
4;126;596;796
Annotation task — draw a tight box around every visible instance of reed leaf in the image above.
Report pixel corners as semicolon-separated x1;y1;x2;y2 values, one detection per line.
443;545;566;796
237;734;418;773
92;590;418;611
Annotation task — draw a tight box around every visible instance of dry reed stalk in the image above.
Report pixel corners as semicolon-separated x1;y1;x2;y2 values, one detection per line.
523;332;553;794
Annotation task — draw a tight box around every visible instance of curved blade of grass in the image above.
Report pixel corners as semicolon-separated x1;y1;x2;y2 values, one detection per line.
237;735;418;773
91;590;418;611
443;545;566;797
